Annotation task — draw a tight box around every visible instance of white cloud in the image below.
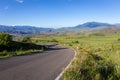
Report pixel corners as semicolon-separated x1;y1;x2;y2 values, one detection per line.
16;0;24;3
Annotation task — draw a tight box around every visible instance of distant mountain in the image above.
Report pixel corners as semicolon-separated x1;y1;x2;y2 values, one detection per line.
58;22;116;30
115;24;120;26
0;22;120;36
88;26;120;34
0;25;53;31
75;22;114;29
0;25;54;35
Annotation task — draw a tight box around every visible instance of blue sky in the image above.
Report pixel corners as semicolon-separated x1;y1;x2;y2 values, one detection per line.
0;0;120;28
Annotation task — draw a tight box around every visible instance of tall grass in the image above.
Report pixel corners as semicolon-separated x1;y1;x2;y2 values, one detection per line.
61;35;120;80
32;34;120;80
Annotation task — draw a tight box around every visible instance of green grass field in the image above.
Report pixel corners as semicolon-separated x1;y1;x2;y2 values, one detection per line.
32;34;120;80
1;32;120;79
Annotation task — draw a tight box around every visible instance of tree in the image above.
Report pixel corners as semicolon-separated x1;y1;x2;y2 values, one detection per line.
0;33;12;47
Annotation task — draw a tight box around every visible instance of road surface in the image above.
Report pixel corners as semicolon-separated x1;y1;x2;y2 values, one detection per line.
0;45;75;80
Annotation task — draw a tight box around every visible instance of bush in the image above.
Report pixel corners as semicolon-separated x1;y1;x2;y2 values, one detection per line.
21;36;32;43
63;54;118;80
72;40;79;44
51;39;58;43
0;33;12;51
0;33;12;46
118;38;120;41
80;54;117;80
89;33;105;36
97;60;116;80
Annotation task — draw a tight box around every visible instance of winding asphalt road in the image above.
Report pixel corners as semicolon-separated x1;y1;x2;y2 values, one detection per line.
0;45;74;80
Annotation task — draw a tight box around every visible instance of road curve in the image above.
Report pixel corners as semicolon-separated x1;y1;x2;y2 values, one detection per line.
0;45;75;80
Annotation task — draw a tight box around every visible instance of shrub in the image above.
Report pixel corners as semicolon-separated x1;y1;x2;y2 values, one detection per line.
21;36;32;43
72;40;79;44
0;33;12;46
118;38;120;41
0;33;12;51
63;54;117;80
51;39;58;43
89;33;105;36
97;60;116;80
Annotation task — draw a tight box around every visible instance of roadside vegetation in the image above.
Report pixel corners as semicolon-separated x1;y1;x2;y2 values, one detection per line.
0;33;47;58
1;32;120;79
32;33;120;80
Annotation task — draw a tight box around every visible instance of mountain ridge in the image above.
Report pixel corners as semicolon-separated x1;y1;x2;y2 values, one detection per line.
0;22;119;35
58;22;117;30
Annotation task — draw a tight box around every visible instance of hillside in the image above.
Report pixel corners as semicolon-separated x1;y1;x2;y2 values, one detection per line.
0;25;54;36
59;22;115;30
75;22;114;29
88;26;120;35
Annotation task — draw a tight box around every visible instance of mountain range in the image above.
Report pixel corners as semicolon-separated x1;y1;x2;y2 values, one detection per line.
0;22;119;35
0;25;53;35
59;22;116;30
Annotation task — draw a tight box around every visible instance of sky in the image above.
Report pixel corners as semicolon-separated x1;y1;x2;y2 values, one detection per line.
0;0;120;28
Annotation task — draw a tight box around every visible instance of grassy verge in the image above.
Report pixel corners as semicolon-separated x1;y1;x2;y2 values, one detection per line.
0;41;47;59
0;49;44;59
62;35;120;80
32;34;120;80
0;33;48;59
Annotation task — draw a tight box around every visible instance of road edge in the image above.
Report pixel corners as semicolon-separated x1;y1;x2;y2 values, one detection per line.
55;48;77;80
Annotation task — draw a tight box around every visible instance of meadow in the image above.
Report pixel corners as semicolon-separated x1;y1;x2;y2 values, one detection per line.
1;32;120;80
32;34;120;80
